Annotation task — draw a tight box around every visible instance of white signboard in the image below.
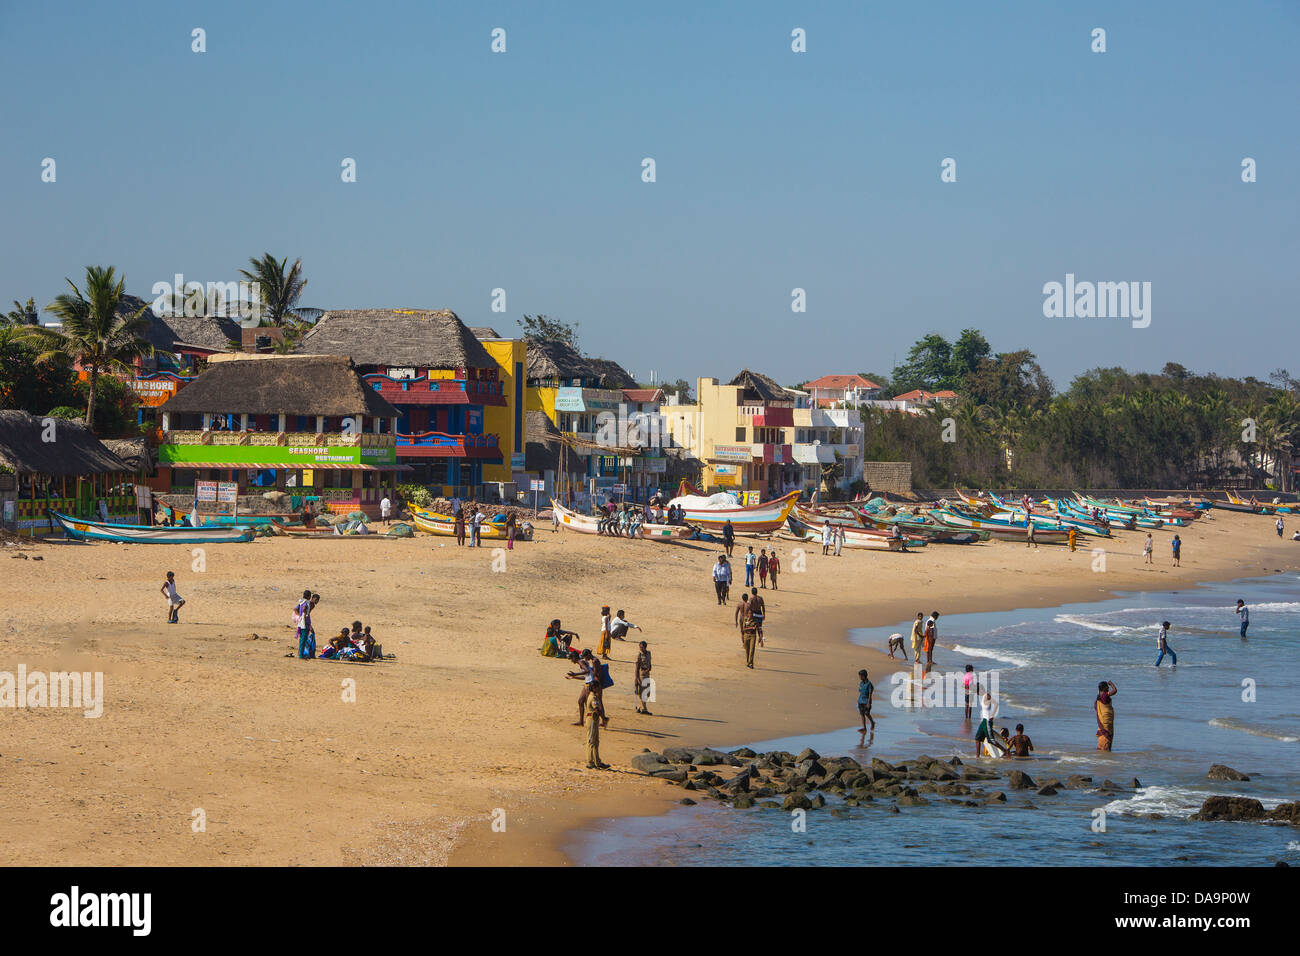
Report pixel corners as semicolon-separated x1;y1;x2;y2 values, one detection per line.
196;480;218;502
530;479;545;491
217;481;239;503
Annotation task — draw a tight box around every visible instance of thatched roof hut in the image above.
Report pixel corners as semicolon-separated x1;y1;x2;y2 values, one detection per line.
0;410;129;476
469;326;502;339
525;339;594;383
298;309;495;370
158;355;399;418
523;410;585;474
728;369;793;403
585;358;637;390
101;437;155;475
140;306;241;355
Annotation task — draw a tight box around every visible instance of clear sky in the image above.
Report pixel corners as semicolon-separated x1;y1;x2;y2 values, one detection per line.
2;0;1296;392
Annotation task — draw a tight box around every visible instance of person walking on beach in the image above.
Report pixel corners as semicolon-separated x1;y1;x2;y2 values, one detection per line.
1171;534;1181;566
1236;599;1249;638
1143;533;1153;564
821;521;832;555
379;494;391;525
585;685;609;769
910;612;925;663
740;600;759;669
454;504;466;546
749;587;766;646
1095;680;1117;751
767;550;780;590
470;507;484;547
597;606;613;660
757;548;769;588
722;519;735;557
633;641;652;715
567;649;596;726
733;592;750;632
505;511;517;550
1068;526;1077;552
1277;516;1285;538
1026;519;1037;549
744;546;756;587
1154;620;1177;667
161;571;185;624
713;555;731;605
857;669;876;732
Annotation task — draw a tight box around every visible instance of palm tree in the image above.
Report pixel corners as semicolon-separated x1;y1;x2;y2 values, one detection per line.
4;297;40;326
21;266;153;432
239;253;307;326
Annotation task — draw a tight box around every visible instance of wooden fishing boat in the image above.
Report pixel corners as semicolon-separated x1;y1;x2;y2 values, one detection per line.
408;506;512;538
852;509;990;543
269;520;392;539
551;500;691;540
202;513;303;526
786;511;910;550
51;511;255;544
669;483;800;534
926;508;1070;544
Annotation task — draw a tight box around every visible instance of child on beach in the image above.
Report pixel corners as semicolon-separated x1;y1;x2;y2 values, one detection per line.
767;551;780;590
1171;534;1181;566
293;589;313;658
1007;723;1034;757
857;669;875;731
161;571;185;624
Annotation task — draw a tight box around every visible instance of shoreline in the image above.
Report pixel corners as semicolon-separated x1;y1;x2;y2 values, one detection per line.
452;520;1300;866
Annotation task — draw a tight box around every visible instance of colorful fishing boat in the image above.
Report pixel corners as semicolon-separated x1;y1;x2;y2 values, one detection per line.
408;506;511;538
669;482;800;534
926;508;1070;544
51;511;255;544
551;500;691;540
202;513;303;527
851;509;991;543
786;510;910;550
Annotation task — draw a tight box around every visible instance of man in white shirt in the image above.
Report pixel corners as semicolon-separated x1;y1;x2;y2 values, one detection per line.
975;691;1000;756
609;609;641;642
380;495;392;524
470;508;484;547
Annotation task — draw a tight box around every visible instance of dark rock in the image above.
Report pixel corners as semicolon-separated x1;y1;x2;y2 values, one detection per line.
1066;775;1093;789
630;752;670;774
1130;778;1142;789
871;758;898;772
730;747;757;758
809;793;826;809
949;757;963;766
1264;802;1300;826
783;793;813;811
1008;770;1036;790
731;795;755;809
889;805;900;814
679;798;697;806
1036;785;1059;796
663;747;695;764
795;747;820;763
759;801;782;809
682;780;698;791
897;794;930;807
1207;764;1251;782
963;768;999;781
984;791;1008;803
830;808;851;819
650;768;688;783
797;758;827;779
721;771;752;793
1101;779;1122;790
1191;796;1266;822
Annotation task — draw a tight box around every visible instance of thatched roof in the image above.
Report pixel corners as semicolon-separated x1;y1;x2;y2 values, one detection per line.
585;358;637;390
524;410;585;473
101;437;155;474
728;369;793;403
470;326;502;339
525;339;594;382
298;309;495;370
159;355;400;418
0;410;129;476
139;299;241;354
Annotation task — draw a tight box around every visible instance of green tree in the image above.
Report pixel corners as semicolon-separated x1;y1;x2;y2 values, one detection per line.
4;297;40;326
0;326;78;412
890;333;953;394
950;329;991;382
20;265;153;432
239;253;307;326
517;314;579;349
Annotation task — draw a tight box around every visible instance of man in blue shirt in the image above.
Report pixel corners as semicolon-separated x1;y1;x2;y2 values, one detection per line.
857;669;875;732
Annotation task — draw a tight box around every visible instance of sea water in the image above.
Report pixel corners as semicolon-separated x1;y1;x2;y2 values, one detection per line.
567;575;1300;865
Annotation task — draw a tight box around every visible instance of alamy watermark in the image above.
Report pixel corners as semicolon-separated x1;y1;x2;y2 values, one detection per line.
1042;273;1150;328
1;666;103;717
150;273;263;327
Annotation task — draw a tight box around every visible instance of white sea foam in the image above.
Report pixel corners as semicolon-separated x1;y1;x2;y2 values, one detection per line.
949;644;1034;668
1103;786;1288;819
1054;614;1139;634
1208;717;1300;743
1000;694;1048;715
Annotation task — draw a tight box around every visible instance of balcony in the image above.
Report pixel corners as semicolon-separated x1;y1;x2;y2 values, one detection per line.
740;405;794;428
395;431;502;460
750;443;793;464
365;374;506;406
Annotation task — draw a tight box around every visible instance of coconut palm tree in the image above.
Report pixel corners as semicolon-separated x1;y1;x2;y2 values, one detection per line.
4;297;40;326
21;266;153;432
239;253;307;326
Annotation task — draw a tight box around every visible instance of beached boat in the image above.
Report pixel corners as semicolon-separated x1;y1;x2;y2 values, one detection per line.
51;511;255;544
852;510;990;544
926;508;1070;544
786;511;910;550
202;513;303;527
269;521;392;539
551;500;691;540
668;482;800;534
408;506;511;538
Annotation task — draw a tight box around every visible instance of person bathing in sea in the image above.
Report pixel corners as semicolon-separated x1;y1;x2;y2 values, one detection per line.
963;664;975;719
1007;723;1034;757
1236;599;1249;638
1095;680;1118;751
857;669;876;732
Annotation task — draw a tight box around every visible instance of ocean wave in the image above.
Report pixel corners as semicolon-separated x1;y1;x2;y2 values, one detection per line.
1054;614;1141;634
1208;717;1300;743
949;644;1034;668
999;694;1048;715
1103;786;1289;819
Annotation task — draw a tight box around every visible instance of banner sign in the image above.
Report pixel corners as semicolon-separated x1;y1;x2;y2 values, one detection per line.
217;481;238;503
196;481;217;502
160;443;396;466
530;479;544;491
713;444;752;462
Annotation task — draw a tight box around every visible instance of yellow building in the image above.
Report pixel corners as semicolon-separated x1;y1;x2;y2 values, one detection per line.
471;329;527;484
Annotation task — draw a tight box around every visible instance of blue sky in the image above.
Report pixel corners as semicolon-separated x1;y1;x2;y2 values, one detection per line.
2;0;1296;391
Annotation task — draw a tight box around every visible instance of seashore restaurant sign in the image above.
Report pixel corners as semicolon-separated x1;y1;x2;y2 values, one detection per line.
159;443;396;467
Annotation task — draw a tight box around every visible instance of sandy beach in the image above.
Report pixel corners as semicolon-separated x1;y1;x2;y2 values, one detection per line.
1;509;1296;867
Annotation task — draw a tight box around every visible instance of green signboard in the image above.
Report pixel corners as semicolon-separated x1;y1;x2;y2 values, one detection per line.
159;443;396;466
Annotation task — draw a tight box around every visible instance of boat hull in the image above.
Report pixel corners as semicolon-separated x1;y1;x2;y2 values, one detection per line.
671;490;800;534
786;511;909;550
52;511;254;544
551;501;690;540
409;507;511;538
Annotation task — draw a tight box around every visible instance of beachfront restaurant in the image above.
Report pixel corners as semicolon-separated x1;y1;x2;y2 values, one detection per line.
0;409;135;537
155;355;409;518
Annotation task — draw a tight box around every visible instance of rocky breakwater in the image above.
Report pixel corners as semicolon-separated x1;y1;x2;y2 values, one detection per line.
629;746;1146;813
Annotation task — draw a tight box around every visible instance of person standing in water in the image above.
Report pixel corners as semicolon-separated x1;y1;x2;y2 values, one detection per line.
909;612;925;664
1154;620;1177;667
974;691;999;757
857;669;876;732
1095;680;1118;751
923;611;940;672
1236;599;1249;638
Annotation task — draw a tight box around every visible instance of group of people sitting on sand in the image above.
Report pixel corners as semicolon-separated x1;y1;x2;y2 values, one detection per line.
292;590;384;662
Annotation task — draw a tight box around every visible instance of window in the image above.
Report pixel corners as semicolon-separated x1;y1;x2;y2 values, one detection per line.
736;427;746;441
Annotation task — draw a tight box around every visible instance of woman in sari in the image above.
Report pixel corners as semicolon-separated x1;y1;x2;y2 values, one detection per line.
1095;680;1117;751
